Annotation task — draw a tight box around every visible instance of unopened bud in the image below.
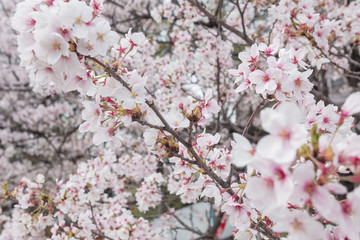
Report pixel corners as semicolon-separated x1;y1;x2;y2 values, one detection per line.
321;146;334;162
191;106;202;122
297;144;312;159
68;42;77;52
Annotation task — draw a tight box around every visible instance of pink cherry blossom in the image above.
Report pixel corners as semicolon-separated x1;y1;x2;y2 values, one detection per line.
248;68;281;94
201;89;221;119
238;44;260;65
257;102;307;164
341;92;360;117
231;133;254;167
34;32;69;65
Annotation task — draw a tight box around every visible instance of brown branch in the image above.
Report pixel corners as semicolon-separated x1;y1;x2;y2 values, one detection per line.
166;203;205;237
214;58;222;134
173;153;197;164
235;0;250;44
89;203;115;240
132;118;166;131
242;99;266;136
187;0;253;45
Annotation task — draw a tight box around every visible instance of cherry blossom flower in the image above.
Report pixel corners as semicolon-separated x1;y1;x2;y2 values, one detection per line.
59;1;93;38
284;69;313;100
288;47;308;69
79;101;101;131
316;105;340;132
231;133;255;167
335;186;360;240
34;32;69;65
201;89;221;119
201;183;222;207
246;158;294;212
272;210;325;240
11;1;39;33
35;174;45;184
229;63;252;92
166;110;190;129
116;83;146;109
143;128;159;147
248;68;281;94
77;38;97;56
221;200;251;230
267;55;296;74
291;161;345;224
118;28;148;56
197;132;220;147
257;102;307;164
88;18;119;56
93;126;122;147
258;37;280;56
170;157;194;176
341;91;360;117
238;44;260;65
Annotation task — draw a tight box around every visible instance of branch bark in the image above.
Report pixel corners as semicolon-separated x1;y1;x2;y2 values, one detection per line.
187;0;253;45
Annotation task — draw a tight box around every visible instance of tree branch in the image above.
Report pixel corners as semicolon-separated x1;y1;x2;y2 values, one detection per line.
187;0;253;45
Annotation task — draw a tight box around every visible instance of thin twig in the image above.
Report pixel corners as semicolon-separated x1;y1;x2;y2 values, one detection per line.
89;203;115;240
187;0;253;45
242;99;266;136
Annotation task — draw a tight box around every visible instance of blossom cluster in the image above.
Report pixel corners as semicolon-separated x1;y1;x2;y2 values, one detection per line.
3;0;360;240
1;151;165;239
230;43;314;102
12;0;118;93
